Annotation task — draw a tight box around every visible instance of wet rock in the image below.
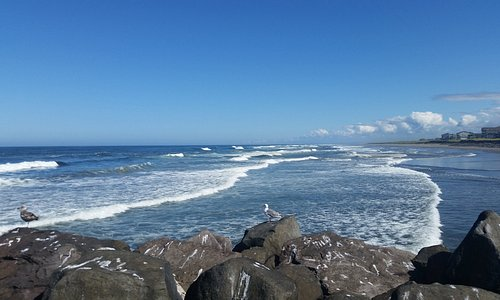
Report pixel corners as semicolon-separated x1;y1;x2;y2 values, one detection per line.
0;228;129;300
233;215;301;265
380;281;500;300
185;257;298;300
445;210;500;293
281;232;414;298
43;250;181;300
277;264;323;300
411;244;451;284
137;229;240;290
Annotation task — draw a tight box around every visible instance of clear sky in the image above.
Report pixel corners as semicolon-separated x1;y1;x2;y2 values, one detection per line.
1;1;500;146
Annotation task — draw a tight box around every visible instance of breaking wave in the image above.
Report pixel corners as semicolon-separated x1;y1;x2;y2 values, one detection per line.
0;161;61;173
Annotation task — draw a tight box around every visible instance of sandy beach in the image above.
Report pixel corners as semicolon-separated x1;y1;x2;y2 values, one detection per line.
371;141;500;153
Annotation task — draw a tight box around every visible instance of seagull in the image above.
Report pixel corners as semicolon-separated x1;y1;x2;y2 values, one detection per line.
17;205;39;227
263;203;282;222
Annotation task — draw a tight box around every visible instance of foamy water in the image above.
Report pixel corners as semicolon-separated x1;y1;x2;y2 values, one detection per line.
1;144;498;252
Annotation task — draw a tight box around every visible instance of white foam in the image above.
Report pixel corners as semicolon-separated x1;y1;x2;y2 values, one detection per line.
0;154;323;234
232;146;244;150
201;147;211;151
265;156;319;165
0;161;59;173
229;151;282;162
354;156;442;252
0;178;37;187
164;153;184;158
115;162;153;173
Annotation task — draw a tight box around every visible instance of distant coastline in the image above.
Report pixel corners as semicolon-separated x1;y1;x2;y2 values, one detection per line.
371;139;500;152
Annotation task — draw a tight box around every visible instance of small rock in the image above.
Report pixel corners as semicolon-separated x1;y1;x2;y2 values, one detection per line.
411;244;451;283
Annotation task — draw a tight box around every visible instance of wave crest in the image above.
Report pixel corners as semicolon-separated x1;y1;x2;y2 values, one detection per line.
0;161;60;173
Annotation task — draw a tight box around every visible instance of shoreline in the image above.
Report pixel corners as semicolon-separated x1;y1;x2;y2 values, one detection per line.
370;141;500;153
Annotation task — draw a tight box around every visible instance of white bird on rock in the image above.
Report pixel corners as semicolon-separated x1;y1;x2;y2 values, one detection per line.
17;205;39;227
263;203;282;222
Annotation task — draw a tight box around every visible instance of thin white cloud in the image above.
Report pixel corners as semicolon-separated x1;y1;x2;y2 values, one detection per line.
310;128;330;137
434;92;500;102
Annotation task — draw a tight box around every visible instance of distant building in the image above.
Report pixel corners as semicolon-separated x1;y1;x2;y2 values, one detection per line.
440;126;500;141
441;133;457;140
481;126;500;138
457;131;474;140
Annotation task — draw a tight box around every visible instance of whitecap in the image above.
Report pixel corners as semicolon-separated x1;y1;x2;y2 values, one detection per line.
0;178;37;187
0;161;60;173
164;153;184;158
201;147;211;151
232;146;244;150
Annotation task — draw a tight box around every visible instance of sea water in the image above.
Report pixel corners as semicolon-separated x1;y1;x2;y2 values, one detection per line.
1;144;499;253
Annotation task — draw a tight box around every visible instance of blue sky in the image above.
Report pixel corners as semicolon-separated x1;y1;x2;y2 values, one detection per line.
1;1;500;146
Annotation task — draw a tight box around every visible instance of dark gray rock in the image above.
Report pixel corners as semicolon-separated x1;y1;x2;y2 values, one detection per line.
411;244;451;284
185;257;298;300
43;250;181;300
241;246;276;268
233;215;301;267
324;291;370;300
445;210;500;293
281;232;414;298
277;264;323;300
137;229;240;291
0;228;129;300
380;281;500;300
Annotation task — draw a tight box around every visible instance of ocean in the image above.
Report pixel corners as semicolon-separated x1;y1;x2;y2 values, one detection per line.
1;144;499;254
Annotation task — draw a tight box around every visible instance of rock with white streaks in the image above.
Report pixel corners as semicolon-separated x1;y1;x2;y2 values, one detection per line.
281;232;414;298
185;257;298;300
136;229;240;291
42;250;181;300
234;215;301;254
233;215;301;268
0;227;129;300
376;281;500;300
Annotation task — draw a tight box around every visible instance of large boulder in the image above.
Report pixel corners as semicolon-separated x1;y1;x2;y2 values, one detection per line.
233;215;301;266
0;228;129;300
185;257;298;300
411;244;451;284
277;264;323;300
42;250;181;300
137;229;240;291
377;281;500;300
445;210;500;293
281;232;414;298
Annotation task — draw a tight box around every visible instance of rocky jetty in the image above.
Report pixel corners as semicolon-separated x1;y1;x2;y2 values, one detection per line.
0;210;499;299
